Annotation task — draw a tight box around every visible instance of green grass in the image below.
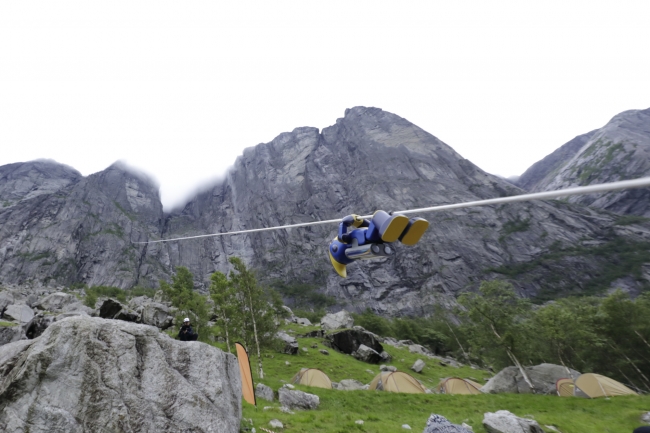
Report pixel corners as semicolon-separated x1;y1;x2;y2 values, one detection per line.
0;321;17;327
218;322;650;432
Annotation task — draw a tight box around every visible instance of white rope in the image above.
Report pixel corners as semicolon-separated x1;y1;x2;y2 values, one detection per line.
134;177;650;244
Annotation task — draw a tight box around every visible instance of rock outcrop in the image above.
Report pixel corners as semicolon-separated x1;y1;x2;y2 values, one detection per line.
2;107;650;314
518;107;650;217
423;414;473;433
325;328;384;355
320;310;354;331
481;363;580;395
0;316;242;432
278;388;320;410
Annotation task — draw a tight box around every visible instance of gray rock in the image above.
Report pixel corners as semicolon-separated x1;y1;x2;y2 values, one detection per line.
408;344;429;355
356;420;364;425
33;292;77;311
0;325;25;346
256;383;274;402
338;379;366;391
0;316;241;432
482;364;580;395
380;365;397;372
139;301;174;330
402;424;411;429
3;303;34;323
278;388;320;410
277;331;299;355
269;419;284;429
24;313;55;339
319;349;329;355
325;328;384;355
423;414;473;433
411;359;426;373
352;344;382;364
301;347;308;353
320;310;354;331
483;410;545;433
295;317;312;326
641;412;650;423
380;350;392;362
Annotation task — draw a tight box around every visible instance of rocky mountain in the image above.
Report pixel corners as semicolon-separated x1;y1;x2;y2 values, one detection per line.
517;107;650;216
1;107;650;316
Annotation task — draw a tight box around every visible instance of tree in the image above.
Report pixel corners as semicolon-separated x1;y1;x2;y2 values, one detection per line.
458;280;536;391
160;267;209;339
211;257;287;379
209;271;239;353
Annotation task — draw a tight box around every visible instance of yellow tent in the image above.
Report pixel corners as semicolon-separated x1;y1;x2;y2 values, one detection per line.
438;377;483;395
574;373;637;398
368;371;427;394
556;378;575;397
291;368;333;389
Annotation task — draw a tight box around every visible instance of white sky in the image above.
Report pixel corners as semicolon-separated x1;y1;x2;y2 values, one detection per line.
1;1;649;210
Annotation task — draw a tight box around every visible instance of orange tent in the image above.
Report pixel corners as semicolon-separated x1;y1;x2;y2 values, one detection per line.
368;371;427;394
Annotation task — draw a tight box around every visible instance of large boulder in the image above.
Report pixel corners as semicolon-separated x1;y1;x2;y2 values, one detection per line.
337;379;366;391
320;310;354;331
276;331;299;355
483;410;545;433
3;303;34;324
0;316;242;433
352;344;382;364
98;298;138;322
278;388;320;410
325;328;384;355
256;383;274;402
24;313;56;339
141;303;174;330
423;414;473;433
482;364;580;395
33;292;77;311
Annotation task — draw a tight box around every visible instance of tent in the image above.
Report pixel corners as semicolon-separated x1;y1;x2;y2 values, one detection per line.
574;373;638;398
438;377;483;395
368;371;427;394
291;368;333;389
556;378;575;397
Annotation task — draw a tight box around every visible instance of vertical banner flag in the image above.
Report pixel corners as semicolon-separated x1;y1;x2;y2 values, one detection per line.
235;342;256;406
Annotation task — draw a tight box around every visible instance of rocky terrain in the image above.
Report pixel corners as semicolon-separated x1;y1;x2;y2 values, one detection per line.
1;107;650;315
517;107;650;216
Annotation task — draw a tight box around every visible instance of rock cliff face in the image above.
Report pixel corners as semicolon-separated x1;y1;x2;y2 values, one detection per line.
0;316;242;433
1;107;650;316
517;107;650;216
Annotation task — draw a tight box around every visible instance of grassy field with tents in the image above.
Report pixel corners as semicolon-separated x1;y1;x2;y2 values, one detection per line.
212;324;650;433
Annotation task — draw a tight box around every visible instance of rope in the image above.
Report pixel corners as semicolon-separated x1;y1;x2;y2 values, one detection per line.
133;176;650;244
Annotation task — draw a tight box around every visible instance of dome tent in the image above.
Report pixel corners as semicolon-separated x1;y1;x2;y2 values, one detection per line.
290;368;333;389
556;378;575;397
573;373;637;398
368;371;427;394
438;377;483;395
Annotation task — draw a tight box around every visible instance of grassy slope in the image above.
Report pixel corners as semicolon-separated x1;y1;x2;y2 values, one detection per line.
220;324;650;433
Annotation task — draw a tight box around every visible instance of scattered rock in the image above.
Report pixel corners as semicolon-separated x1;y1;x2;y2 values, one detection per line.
301;347;308;353
23;313;55;339
3;303;34;323
320;310;354;331
356;420;364;425
269;419;284;429
310;343;318;348
295;317;312;326
338;379;366;391
325;328;384;355
285;361;291;366
423;414;473;433
352;344;382;364
33;292;77;311
278;388;320;410
0;316;242;432
0;325;25;346
483;410;545;433
279;407;294;414
281;384;295;390
641;412;650;423
277;331;299;355
138;301;174;330
299;329;325;338
380;365;397;372
482;364;580;395
462;423;474;432
97;298;138;322
408;344;428;355
319;349;329;355
256;383;274;402
411;359;426;373
402;424;411;429
380;350;392;362
366;369;375;375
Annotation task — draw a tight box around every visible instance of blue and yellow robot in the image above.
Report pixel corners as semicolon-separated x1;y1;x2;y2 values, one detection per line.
328;210;429;277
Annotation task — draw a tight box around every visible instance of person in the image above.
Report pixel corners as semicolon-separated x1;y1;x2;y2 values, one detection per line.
178;318;198;341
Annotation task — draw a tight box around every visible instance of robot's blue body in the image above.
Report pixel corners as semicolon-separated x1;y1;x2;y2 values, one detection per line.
328;210;429;277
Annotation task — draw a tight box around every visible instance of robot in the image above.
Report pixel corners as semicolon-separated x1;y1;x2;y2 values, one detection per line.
328;210;429;277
